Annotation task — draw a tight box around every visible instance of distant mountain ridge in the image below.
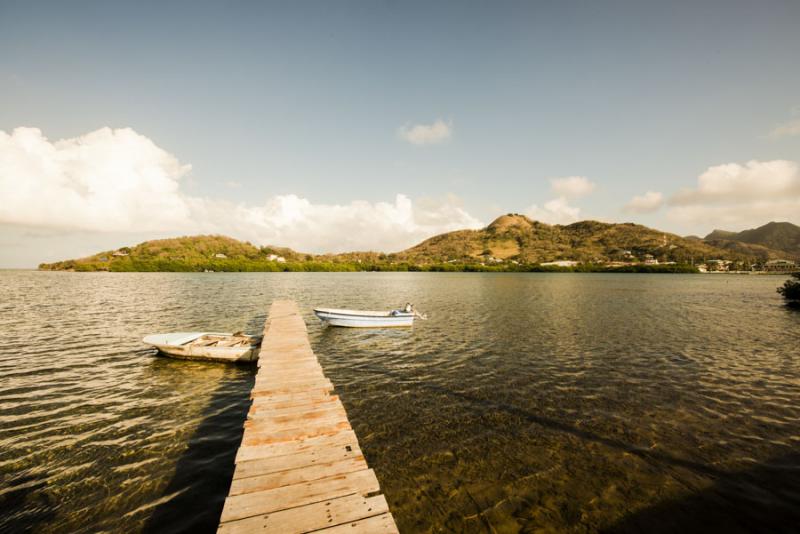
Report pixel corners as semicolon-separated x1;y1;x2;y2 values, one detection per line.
705;229;737;241
703;222;800;260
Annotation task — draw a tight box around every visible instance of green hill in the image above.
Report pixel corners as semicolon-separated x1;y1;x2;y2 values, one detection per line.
398;214;746;264
38;235;313;272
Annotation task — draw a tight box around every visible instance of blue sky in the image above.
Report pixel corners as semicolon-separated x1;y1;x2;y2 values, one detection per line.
1;1;799;266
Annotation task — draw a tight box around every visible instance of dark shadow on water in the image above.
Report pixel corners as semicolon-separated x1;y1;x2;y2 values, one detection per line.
602;452;800;534
335;360;800;533
0;474;57;534
143;367;255;534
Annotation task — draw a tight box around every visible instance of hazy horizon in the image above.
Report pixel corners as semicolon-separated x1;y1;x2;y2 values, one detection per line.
2;1;799;267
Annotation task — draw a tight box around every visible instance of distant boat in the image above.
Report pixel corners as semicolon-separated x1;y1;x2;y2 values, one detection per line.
143;332;262;362
313;304;426;328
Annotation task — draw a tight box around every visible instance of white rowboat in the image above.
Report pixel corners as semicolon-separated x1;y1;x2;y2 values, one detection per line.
143;332;262;363
313;305;425;328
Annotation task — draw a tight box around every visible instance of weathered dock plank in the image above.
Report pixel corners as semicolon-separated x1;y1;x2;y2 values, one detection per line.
235;429;359;463
218;300;398;533
229;456;369;495
249;389;334;402
248;400;344;418
221;469;381;523
234;444;365;480
245;412;350;432
311;512;398;533
248;396;341;415
235;438;360;470
218;494;391;534
242;424;352;446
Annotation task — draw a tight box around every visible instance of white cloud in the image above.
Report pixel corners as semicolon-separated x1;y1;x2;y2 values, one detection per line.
550;176;595;198
526;197;581;225
398;119;452;145
667;160;800;230
0;126;483;254
671;160;800;205
0;127;193;232
623;191;664;213
769;118;800;139
188;193;482;252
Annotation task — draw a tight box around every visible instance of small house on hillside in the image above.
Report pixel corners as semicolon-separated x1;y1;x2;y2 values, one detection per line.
214;253;227;259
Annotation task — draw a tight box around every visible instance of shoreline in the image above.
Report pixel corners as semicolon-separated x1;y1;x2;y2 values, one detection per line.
28;267;797;275
36;264;700;274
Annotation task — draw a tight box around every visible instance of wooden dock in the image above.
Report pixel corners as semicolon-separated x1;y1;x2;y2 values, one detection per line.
218;300;398;534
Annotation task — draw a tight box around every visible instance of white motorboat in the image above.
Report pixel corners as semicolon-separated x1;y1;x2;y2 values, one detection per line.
143;332;262;363
313;303;426;328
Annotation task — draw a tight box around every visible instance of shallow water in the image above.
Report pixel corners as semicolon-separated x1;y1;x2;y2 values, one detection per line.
1;272;799;533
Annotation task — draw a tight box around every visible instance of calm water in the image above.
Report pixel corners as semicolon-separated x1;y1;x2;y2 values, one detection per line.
1;272;799;533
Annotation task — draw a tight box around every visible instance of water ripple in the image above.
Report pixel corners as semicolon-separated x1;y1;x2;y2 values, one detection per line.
1;271;799;533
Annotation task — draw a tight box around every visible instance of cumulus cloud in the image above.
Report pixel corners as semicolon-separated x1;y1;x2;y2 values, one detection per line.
188;193;482;252
0;126;482;253
526;197;582;225
769;118;800;139
398;119;452;145
550;176;595;198
624;191;664;213
0;127;193;232
667;159;800;229
671;160;800;205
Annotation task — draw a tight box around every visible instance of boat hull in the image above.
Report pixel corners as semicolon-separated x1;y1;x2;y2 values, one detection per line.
313;308;414;328
143;332;260;363
150;344;259;362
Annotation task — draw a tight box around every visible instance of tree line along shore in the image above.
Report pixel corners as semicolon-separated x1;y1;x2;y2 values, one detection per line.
38;257;701;273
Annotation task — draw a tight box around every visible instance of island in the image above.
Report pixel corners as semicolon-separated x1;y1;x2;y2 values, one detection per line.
39;215;800;274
